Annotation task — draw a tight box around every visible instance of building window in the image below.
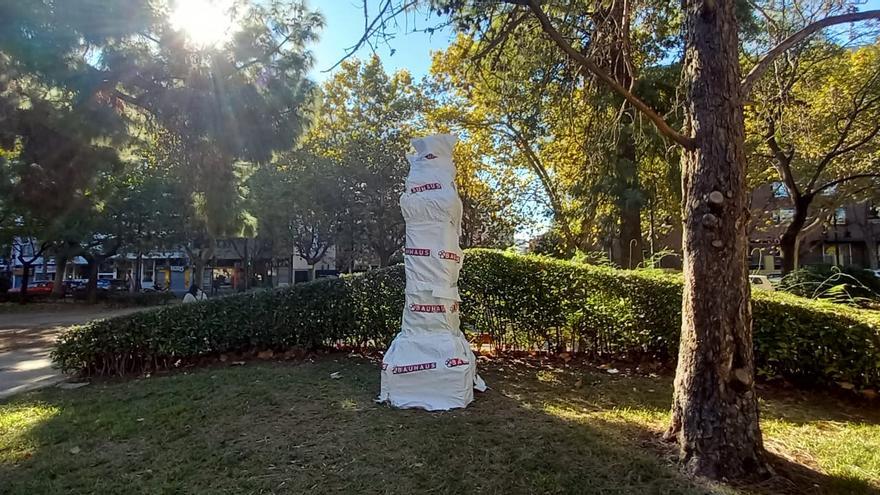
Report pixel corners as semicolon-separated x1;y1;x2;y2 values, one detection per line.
833;207;846;225
773;208;795;224
823;243;852;266
771;182;789;198
143;261;154;282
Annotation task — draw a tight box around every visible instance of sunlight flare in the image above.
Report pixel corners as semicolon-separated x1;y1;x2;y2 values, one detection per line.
169;0;239;48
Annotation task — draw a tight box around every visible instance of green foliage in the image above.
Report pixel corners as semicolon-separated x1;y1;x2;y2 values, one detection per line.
778;265;880;306
305;56;420;266
54;250;880;390
105;291;176;307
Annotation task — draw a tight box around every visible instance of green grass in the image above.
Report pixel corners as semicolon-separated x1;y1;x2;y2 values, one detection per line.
1;357;878;494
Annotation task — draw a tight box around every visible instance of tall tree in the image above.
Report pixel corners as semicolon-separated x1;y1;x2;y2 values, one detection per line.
748;40;880;272
428;7;681;265
1;0;321;292
307;56;422;266
357;0;880;478
105;0;321;284
249;152;342;281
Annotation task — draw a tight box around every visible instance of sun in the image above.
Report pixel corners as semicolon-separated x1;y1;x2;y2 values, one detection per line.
169;0;239;48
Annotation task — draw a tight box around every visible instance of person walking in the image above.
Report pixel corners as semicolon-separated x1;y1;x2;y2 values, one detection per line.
183;284;207;303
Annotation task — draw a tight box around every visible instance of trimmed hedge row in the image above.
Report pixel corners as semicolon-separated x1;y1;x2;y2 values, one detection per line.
53;250;880;390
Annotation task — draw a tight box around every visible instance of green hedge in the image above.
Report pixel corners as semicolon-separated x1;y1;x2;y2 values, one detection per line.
53;250;880;390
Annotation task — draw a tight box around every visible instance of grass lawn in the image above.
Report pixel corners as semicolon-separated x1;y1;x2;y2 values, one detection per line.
1;356;878;494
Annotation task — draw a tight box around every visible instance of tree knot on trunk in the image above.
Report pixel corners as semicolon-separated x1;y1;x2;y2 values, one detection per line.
730;367;753;391
701;213;719;228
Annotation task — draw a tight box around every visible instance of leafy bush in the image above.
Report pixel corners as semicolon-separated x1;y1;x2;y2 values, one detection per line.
106;291;176;307
54;250;880;391
778;264;880;307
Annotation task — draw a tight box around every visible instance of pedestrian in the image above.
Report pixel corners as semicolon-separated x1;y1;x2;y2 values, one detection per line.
211;275;221;296
183;284;207;303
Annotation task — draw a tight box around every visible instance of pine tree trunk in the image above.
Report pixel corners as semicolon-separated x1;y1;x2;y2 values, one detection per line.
617;122;643;269
665;0;767;479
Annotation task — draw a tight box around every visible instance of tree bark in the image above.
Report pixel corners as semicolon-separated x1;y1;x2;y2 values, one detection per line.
780;196;811;274
619;198;643;269
377;248;394;267
665;0;767;479
133;253;143;292
604;0;644;270
616;118;643;269
52;255;68;298
864;216;879;270
85;259;99;304
19;262;31;304
193;257;207;290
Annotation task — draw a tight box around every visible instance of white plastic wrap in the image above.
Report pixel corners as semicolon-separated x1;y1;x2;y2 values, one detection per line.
379;134;486;411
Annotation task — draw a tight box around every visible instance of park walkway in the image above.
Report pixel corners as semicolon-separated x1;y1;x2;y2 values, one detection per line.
0;306;147;399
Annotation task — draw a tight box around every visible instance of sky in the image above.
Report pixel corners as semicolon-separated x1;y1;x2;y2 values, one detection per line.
305;0;880;83
308;0;454;82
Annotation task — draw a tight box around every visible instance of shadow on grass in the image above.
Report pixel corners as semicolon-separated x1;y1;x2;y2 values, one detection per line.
0;357;877;495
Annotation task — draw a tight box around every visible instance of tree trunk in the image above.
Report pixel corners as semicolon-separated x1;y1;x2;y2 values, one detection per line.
665;0;767;479
865;225;879;270
779;197;811;274
52;255;68;298
618;184;643;268
377;249;393;267
86;260;99;304
193;257;207;290
19;262;31;304
617;126;643;269
133;253;143;292
604;0;644;270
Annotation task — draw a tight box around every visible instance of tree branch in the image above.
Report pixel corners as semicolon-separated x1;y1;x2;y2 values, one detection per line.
235;31;295;72
764;112;801;198
807;92;880;190
521;0;695;149
323;0;419;73
742;10;880;95
503;122;579;248
814;172;880;195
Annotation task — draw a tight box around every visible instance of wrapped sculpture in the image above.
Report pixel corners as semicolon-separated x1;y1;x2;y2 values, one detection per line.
379;134;486;410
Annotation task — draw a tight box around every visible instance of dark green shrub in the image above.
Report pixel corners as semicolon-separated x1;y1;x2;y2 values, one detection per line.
53;249;880;391
106;291;176;307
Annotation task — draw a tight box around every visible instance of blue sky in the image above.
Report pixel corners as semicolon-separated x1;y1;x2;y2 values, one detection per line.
306;0;880;82
308;0;453;82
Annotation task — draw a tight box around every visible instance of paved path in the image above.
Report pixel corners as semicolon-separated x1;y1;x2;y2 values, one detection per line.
0;306;148;400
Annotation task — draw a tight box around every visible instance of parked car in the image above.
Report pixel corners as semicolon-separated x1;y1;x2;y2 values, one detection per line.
62;279;88;293
8;280;57;296
749;275;775;292
870;269;880;279
72;279;128;300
